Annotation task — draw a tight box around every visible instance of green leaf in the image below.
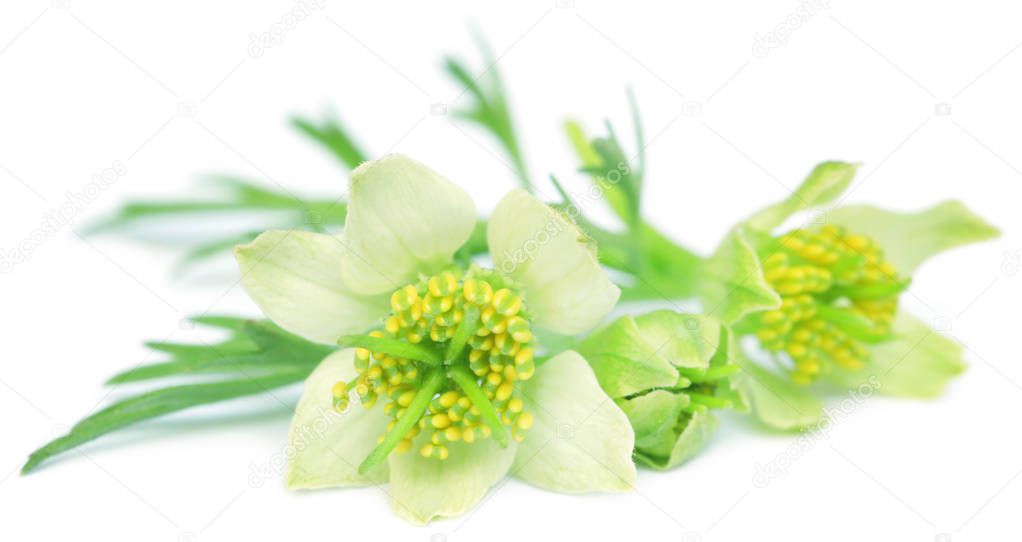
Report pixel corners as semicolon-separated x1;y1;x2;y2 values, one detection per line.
444;33;529;191
826;200;1000;274
734;354;823;431
699;225;782;324
291;115;369;169
565;120;641;227
823;313;966;398
22;370;306;474
24;317;337;473
746;161;859;232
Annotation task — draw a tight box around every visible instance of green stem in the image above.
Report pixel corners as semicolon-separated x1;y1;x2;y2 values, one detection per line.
686;392;732;409
358;368;445;475
444;306;480;363
828;278;911;301
676;364;740;383
337;334;443;365
814;305;894;344
448;366;510;447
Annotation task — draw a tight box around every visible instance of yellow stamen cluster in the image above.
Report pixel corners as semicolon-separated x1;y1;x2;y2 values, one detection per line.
754;225;900;384
334;269;537;460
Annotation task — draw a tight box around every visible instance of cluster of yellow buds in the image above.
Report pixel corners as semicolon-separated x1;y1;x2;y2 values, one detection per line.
333;268;536;461
751;225;901;384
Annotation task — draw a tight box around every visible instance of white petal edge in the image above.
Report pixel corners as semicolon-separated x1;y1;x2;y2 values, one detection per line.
285;349;391;489
235;230;388;344
513;350;637;493
388;437;516;524
488;189;620;335
340;154;477;295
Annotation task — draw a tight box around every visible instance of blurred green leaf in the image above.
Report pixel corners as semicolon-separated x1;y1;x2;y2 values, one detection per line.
445;33;529;190
291;114;369;169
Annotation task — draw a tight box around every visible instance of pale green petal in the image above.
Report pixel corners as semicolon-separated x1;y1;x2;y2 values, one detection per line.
286;349;390;489
340;154;477;295
578;316;678;397
827;201;1000;274
488;189;620;335
747;161;859;231
699;224;782;324
735;354;823;431
512;351;636;493
634;311;721;369
388;437;516;524
235;230;389;344
824;313;966;398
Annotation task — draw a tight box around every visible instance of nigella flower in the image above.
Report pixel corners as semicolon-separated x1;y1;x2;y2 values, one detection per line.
698;162;999;429
234;154;636;523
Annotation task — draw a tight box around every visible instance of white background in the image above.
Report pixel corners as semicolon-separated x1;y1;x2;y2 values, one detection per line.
2;1;1020;540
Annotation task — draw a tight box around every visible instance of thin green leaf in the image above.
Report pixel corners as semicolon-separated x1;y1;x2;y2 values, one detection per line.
291;115;369;169
444;34;529;191
23;370;307;474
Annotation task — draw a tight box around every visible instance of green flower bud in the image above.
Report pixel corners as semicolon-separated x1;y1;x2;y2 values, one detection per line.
578;311;742;470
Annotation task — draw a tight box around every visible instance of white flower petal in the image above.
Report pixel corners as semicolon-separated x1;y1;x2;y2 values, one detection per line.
488;189;620;335
235;230;389;344
513;350;636;493
340;154;477;295
286;349;390;489
388;437;516;524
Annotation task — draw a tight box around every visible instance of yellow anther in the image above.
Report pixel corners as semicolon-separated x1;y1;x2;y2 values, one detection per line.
431;413;452;429
419;443;434;458
390;284;420;312
496;381;514;402
396;389;416;408
503;365;518;381
516;359;535;380
492;288;522;316
786;343;808;358
844;234;870;251
444;426;463;442
514;347;533;366
800;244;825;260
486;371;503;386
516;412;534;430
481;306;505;332
438;391;460;409
395;439;413;453
507;398;523;413
506;316;531;343
428;272;458;297
462;278;494;305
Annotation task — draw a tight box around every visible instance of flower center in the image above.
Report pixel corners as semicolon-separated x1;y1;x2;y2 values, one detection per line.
751;225;902;384
333;268;536;468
